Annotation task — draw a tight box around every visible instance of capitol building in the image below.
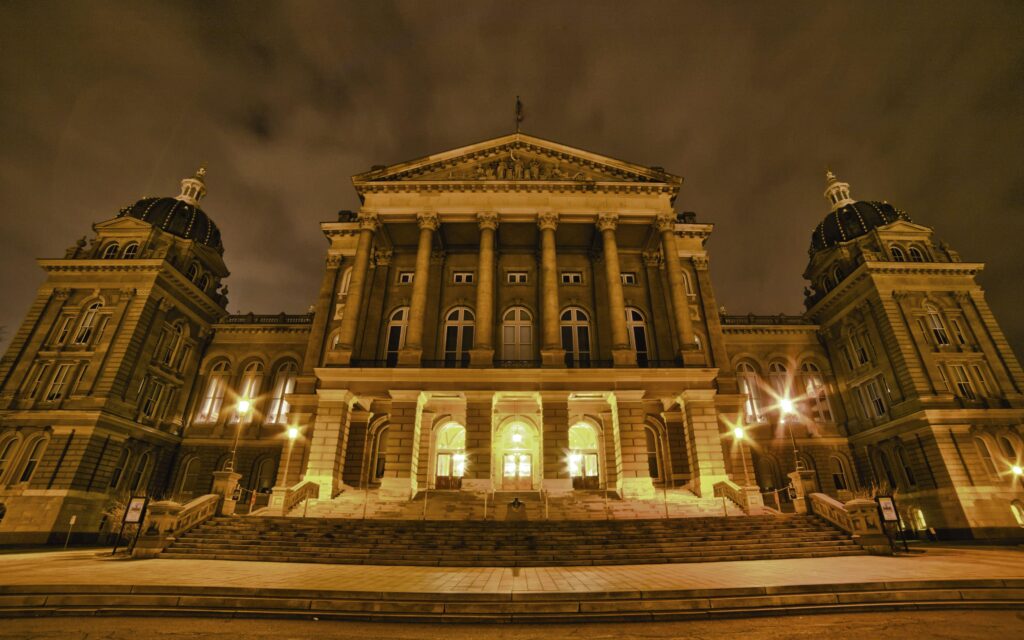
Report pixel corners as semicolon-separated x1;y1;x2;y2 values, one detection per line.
1;132;1022;545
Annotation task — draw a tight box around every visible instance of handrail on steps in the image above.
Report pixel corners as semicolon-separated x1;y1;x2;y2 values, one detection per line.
712;479;765;515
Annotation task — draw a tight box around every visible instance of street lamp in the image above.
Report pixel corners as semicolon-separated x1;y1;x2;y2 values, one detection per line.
281;426;300;488
228;397;252;472
732;426;751;486
1012;465;1023;488
779;396;802;471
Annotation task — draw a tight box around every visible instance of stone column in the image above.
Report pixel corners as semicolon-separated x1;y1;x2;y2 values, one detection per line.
303;390;355;497
597;214;634;366
655;214;700;365
470;212;499;367
302;253;343;372
679;389;728;496
541;391;571;493
537;212;565;367
463;392;494;491
399;212;439;367
613;391;655;498
380;391;426;500
335;211;379;365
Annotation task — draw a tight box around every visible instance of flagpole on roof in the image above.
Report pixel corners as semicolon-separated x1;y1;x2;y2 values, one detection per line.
515;96;523;134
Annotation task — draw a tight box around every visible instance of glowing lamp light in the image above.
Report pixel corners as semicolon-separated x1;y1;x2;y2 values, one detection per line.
1012;465;1023;477
237;398;252;414
511;432;523;444
568;453;582;476
733;427;745;441
779;398;795;415
287;426;300;441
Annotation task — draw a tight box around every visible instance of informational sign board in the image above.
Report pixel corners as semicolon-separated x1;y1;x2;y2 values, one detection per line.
877;495;899;522
123;497;148;524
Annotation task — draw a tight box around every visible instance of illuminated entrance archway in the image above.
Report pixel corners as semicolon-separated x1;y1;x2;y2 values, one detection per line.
434;422;466;490
568;423;600;490
494;420;540;491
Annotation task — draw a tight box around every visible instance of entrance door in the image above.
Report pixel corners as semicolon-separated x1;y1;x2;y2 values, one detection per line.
435;452;463;490
502;453;532;490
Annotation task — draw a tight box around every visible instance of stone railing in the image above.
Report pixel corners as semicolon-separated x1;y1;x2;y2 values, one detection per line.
131;494;221;558
713;480;765;515
808;493;892;554
270;479;320;516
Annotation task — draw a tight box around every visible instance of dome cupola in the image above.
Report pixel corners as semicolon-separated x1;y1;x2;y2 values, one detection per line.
117;166;224;253
809;171;910;254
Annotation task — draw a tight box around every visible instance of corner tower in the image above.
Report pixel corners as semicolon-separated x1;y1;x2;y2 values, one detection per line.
804;171;1024;539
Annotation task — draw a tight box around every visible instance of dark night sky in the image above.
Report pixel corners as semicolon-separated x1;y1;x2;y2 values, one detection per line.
1;1;1022;356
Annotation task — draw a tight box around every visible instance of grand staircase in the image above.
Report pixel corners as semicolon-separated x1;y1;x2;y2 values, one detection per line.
161;514;866;567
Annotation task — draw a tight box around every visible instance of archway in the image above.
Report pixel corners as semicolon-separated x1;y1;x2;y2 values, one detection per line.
494;420;540;490
568;423;600;490
434;422;466;490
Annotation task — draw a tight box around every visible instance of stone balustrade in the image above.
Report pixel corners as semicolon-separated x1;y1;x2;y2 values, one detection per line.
808;493;892;555
272;479;320;515
713;479;765;515
131;494;220;558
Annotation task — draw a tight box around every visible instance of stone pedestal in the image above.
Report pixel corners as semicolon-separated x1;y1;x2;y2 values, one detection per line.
740;485;765;515
612;348;637;367
540;348;566;368
332;348;354;366
680;345;704;366
620;477;657;500
131;500;182;559
787;469;817;514
542;478;573;494
461;478;492;493
846;498;893;554
378;477;415;501
468;348;494;368
211;471;242;516
397;347;423;367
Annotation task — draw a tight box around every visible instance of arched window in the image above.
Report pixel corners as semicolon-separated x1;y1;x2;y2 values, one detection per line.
102;243;120;259
384;308;409;367
17;437;47;484
0;438;20;485
872;450;896;490
890;246;906;262
800;362;833;422
736;361;762;423
832;265;844;284
681;270;694;296
823;276;834;292
568;423;600;489
829;455;851;492
157;323;185;367
198;274;211;292
338;267;353;296
908;246;926;262
74;302;103;345
186;263;200;282
371;427;389;482
755;453;783;492
644;427;662;481
974;437;998;478
998;435;1019;462
121;243;139;259
232;361;264;422
109;448;130;489
924;304;950;345
253;457;277;492
1012;501;1024;527
434;423;466;489
196;361;230;423
895;446;917;487
175;457;201;500
443;308;475;367
265;361;297;424
501;307;533;362
560;307;591;368
625;307;649;367
768;361;789;399
128;452;151;494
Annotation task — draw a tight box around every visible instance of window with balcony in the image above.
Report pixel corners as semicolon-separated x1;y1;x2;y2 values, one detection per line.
501;307;533;361
625;307;649;367
443;307;475;367
560;307;591;367
384;307;409;367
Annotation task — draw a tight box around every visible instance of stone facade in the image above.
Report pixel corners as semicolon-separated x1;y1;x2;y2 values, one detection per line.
1;134;1022;544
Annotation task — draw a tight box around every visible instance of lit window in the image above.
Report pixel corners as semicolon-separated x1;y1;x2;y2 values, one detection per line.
1011;501;1024;527
398;272;414;284
801;362;833;422
736;361;762;423
265;362;298;424
196;361;230;423
452;272;474;284
768;362;789;398
231;361;264;422
620;273;637;286
507;272;528;284
560;272;583;285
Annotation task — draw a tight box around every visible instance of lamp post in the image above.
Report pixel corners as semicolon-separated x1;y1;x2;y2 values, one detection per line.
282;426;299;487
733;426;751;486
228;397;252;472
779;397;802;471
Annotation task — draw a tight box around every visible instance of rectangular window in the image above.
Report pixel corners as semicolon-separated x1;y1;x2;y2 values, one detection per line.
861;379;886;418
950;364;976;400
971;364;992;397
840;346;855;370
936;365;951;392
452;271;474;284
398;272;414;284
45;363;73;401
140;380;165;419
55;317;74;344
951;319;968;345
71;363;89;396
26;363;50;399
620;272;637;285
850;331;872;365
507;271;528;284
560;272;583;285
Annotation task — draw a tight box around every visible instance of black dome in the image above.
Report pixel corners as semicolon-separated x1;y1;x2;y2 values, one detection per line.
809;201;909;254
118;197;224;253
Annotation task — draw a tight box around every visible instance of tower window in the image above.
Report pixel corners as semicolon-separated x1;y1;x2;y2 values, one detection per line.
620;273;637;285
452;272;474;284
560;272;583;285
908;246;926;262
507;272;528;284
890;246;906;262
398;272;414;284
950;364;976;400
121;243;139;259
102;243;120;259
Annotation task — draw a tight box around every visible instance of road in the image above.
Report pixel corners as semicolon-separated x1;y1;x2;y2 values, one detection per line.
1;611;1021;639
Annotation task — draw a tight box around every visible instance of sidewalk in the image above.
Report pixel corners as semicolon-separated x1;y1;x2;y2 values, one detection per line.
0;546;1021;621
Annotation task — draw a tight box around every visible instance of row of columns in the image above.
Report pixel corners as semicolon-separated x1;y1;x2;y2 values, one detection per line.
334;211;699;367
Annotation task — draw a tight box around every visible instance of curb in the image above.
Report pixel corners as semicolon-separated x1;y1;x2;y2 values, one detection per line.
0;579;1021;623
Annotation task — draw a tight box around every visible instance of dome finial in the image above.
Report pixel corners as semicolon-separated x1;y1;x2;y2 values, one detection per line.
823;168;854;211
176;164;208;206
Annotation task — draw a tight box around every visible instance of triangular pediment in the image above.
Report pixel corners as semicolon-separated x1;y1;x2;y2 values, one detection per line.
353;132;681;188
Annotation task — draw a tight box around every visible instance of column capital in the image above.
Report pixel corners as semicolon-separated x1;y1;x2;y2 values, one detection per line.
654;213;676;232
417;212;440;230
374;249;393;266
357;211;380;231
326;253;344;268
692;255;709;271
537;211;559;231
641;250;663;267
477;211;499;230
596;213;619;231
